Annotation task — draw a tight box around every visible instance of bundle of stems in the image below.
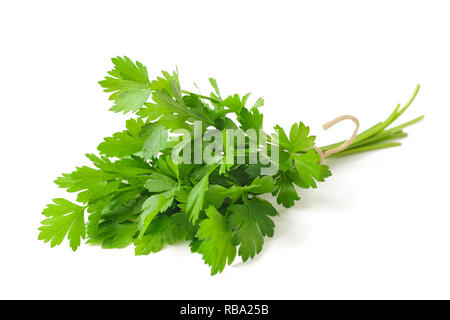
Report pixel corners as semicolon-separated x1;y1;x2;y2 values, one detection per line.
321;85;423;158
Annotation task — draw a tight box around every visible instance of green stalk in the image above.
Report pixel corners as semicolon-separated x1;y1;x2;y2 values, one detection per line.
181;90;221;103
347;131;408;149
328;142;402;158
385;115;425;133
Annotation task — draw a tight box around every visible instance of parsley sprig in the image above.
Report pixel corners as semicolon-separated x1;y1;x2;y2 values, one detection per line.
39;57;423;275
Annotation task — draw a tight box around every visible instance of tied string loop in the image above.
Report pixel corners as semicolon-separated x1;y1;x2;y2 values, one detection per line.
313;115;360;163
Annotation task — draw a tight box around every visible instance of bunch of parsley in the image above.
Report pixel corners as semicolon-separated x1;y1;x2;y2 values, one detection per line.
39;57;423;275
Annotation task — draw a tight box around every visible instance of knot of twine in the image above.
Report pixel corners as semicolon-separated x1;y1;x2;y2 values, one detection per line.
313;115;360;163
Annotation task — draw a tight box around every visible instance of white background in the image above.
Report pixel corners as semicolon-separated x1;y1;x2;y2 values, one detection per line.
1;0;449;299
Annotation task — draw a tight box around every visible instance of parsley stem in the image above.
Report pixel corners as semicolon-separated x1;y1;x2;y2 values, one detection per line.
347;131;408;149
181;90;221;103
327;142;402;158
385;115;424;133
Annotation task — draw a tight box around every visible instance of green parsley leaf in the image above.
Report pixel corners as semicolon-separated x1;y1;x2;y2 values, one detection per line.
99;56;151;113
196;206;236;275
150;70;180;96
289;122;316;152
39;199;86;251
274;175;300;208
97;118;145;157
186;174;210;224
144;172;178;192
228;198;277;261
293;150;331;188
55;166;118;193
247;176;276;194
237;106;263;131
87;221;137;249
86;154;152;177
134;212;194;255
209;78;221;99
273;122;315;153
252;97;264;109
220;93;249;113
138;189;175;238
141;123;168;160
